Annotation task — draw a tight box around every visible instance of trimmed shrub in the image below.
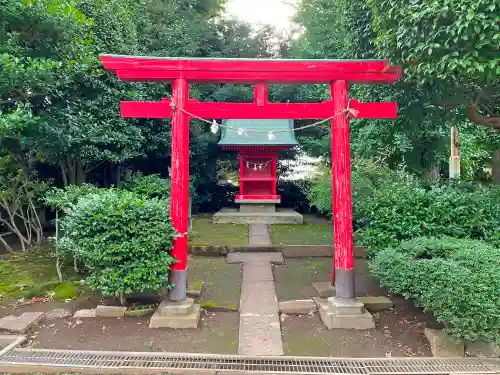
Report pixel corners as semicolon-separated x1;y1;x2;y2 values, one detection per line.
44;183;103;211
306;159;500;250
58;190;177;303
370;236;500;344
355;180;500;250
123;172;171;199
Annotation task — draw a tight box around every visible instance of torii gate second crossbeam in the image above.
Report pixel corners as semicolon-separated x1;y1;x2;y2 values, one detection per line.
101;55;402;305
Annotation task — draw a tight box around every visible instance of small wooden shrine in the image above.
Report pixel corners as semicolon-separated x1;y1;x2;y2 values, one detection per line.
214;119;303;224
220;119;297;202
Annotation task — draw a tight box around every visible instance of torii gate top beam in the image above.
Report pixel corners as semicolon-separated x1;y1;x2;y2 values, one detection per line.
100;55;401;84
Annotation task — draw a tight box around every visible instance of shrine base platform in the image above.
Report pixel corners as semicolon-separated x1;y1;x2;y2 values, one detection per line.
213;207;303;224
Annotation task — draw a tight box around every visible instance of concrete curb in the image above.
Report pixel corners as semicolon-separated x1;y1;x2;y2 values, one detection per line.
189;244;366;258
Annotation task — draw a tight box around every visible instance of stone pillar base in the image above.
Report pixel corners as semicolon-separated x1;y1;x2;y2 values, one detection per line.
318;297;375;330
149;298;200;329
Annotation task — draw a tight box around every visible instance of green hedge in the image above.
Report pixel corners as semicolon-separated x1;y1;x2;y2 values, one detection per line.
355;180;500;249
58;190;177;303
306;160;500;250
370;237;500;344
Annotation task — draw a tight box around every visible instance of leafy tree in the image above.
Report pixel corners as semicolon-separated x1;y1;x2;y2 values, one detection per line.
367;0;500;177
292;0;499;179
0;155;46;251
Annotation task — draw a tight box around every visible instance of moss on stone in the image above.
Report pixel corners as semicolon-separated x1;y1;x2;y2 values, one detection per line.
190;281;203;291
125;304;156;317
53;282;79;300
200;300;238;312
188;257;241;305
0;250;79;300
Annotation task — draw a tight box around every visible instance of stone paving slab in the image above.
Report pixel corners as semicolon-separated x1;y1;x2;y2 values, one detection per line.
248;224;271;246
213;208;303;224
231;252;284;356
425;328;465;357
227;252;284;264
0;312;45;334
45;308;72;320
278;299;317;315
73;309;97;318
239;314;284;356
242;263;274;282
240;282;279;315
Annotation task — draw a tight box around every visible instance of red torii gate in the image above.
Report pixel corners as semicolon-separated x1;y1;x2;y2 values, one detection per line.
101;55;402;303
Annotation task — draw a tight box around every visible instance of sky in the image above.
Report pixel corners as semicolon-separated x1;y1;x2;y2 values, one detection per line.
225;0;296;31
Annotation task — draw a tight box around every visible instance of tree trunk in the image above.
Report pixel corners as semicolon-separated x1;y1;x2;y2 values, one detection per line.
492;149;500;184
61;157;86;186
76;160;85;184
119;292;126;306
115;164;123;187
424;164;441;182
60;162;69;187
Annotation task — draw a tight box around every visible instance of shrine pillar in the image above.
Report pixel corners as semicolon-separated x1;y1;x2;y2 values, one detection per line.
320;80;374;329
169;78;189;301
330;80;355;299
150;80;201;329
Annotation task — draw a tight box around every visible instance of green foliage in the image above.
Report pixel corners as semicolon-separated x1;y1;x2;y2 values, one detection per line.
53;281;78;300
355;178;500;249
44;183;101;210
307;159;406;219
368;0;498;86
58;190;177;299
307;160;500;249
292;0;500;177
366;0;499;136
0;155;47;251
44;173;174;210
123;172;171;199
370;237;500;343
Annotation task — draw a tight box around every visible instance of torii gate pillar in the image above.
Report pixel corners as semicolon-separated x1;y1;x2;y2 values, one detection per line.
331;80;355;299
168;78;190;301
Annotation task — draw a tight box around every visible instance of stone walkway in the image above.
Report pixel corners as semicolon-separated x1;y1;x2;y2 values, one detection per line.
227;252;284;356
248;224;271;245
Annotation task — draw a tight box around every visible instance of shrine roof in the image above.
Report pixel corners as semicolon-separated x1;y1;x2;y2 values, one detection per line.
218;120;298;146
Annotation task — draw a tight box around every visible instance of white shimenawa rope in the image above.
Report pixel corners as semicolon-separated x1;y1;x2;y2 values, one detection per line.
168;100;360;140
244;159;272;170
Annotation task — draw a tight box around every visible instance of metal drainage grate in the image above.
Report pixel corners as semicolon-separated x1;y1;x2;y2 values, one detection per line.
0;348;497;374
0;335;26;357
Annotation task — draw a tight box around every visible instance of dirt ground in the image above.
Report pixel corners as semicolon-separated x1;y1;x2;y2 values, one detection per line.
1;256;442;358
281;297;436;357
276;257;438;357
274;257;385;300
188;256;241;305
26;311;239;353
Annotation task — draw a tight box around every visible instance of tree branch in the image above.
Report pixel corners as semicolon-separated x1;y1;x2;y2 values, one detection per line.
467;91;500;130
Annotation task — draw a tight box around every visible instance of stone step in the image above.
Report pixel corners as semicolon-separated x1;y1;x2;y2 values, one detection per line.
226;252;284;264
